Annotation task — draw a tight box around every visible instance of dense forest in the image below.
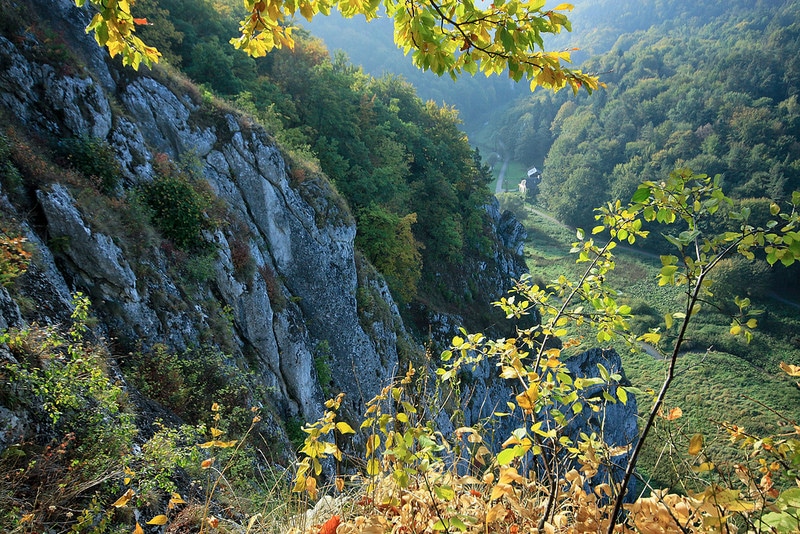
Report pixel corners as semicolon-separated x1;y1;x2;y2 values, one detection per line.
494;1;800;226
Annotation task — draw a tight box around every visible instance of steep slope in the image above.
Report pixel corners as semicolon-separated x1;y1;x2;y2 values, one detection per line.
0;0;529;432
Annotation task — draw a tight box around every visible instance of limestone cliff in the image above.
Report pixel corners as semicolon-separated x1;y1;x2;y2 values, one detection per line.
0;0;530;447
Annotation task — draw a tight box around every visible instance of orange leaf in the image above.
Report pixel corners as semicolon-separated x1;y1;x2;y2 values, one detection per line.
133;522;144;534
201;457;215;469
663;406;683;421
319;515;340;534
132;18;148;25
207;516;220;528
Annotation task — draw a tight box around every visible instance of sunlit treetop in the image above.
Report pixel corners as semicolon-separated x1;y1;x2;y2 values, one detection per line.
75;0;601;94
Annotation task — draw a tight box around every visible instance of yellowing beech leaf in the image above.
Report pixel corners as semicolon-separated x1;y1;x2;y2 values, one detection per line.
780;361;800;377
113;488;135;508
367;457;380;476
336;421;355;434
146;515;168;525
486;502;506;523
306;476;318;499
515;386;538;411
688;434;704;456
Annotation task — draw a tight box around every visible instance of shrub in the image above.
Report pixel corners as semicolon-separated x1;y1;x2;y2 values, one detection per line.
59;135;122;195
259;262;287;312
313;340;333;395
0;131;23;194
0;230;31;287
0;294;137;533
229;235;256;283
123;344;255;433
141;160;212;249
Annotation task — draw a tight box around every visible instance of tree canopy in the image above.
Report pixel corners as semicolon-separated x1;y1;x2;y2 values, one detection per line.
76;0;600;93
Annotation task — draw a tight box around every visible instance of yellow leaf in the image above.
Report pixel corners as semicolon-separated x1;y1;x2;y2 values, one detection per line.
692;461;714;473
305;475;318;499
486;502;506;523
366;434;380;456
689;434;704;456
146;515;168;525
20;513;34;524
336;421;355;434
335;477;345;492
366;457;380;476
489;483;512;501
210;427;223;438
515;386;538;411
291;474;306;494
168;493;186;509
780;361;800;377
113;488;135;508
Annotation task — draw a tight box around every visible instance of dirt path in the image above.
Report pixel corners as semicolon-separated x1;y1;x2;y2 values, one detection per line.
495;158;509;194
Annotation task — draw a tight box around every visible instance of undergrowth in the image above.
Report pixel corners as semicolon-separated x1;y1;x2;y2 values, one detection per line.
1;172;799;534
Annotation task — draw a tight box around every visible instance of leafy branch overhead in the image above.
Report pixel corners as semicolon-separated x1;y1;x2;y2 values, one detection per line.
75;0;601;93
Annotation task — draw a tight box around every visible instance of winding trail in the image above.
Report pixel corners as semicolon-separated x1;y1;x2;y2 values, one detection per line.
495;158;509;194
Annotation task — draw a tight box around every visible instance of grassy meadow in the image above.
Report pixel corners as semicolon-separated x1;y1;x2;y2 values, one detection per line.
498;193;800;492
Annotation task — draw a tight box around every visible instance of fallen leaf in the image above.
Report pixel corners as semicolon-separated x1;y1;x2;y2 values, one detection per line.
319;515;340;534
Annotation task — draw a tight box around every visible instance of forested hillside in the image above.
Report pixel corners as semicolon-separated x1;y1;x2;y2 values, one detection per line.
494;0;800;227
133;0;525;328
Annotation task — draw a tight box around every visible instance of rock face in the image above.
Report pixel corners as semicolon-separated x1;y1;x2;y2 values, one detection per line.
562;348;639;492
0;0;534;447
0;0;405;428
0;1;638;482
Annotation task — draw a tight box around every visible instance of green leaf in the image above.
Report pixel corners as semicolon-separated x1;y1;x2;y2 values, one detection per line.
497;446;522;466
597;363;610;381
631;187;650;202
433;485;455;501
